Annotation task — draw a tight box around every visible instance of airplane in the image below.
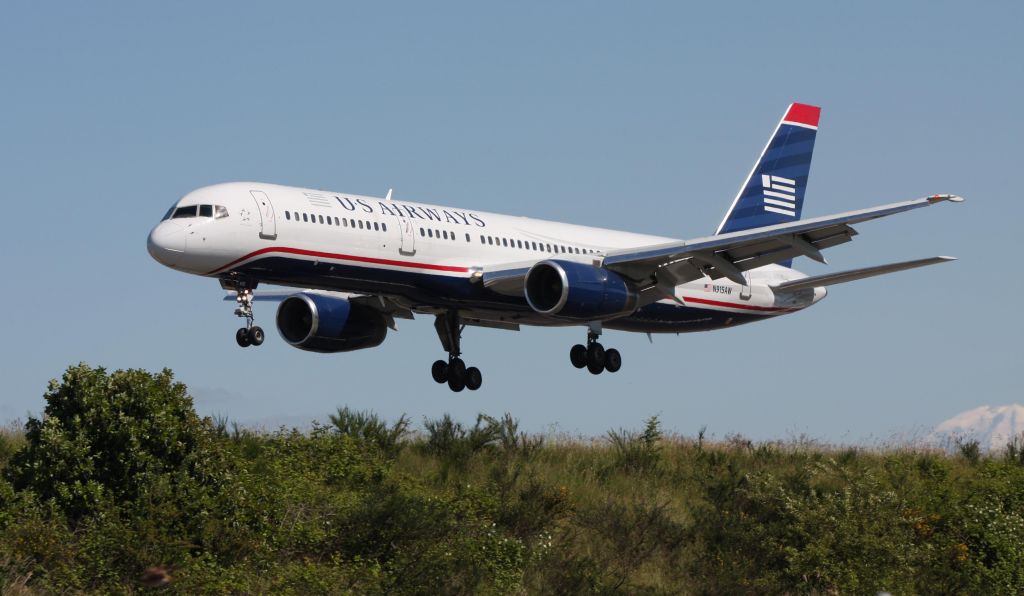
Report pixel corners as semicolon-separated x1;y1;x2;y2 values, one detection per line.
147;102;961;392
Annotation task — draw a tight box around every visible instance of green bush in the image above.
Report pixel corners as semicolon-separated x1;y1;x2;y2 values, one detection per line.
329;406;410;457
3;364;1024;594
4;364;229;522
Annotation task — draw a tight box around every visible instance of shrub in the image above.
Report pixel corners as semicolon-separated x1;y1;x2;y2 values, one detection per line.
423;413;501;473
4;364;229;522
329;407;410;457
607;415;662;475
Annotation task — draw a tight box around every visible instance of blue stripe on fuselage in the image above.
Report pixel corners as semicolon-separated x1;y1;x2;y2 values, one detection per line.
229;256;771;333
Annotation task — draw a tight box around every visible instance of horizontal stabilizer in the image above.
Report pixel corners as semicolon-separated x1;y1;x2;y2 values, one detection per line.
771;256;956;293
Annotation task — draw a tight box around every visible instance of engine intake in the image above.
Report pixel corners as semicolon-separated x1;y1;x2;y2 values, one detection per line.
276;293;388;353
524;260;638;320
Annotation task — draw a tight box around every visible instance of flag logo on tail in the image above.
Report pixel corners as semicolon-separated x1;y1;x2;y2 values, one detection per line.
762;174;797;216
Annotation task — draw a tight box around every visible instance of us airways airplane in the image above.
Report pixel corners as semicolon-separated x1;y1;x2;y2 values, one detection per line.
148;103;961;392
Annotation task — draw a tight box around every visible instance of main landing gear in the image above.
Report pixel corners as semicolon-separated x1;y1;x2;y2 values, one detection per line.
431;311;482;392
230;286;265;348
569;324;621;375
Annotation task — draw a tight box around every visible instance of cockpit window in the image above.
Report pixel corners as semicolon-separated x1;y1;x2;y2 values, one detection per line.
215;205;228;219
199;204;213;218
172;205;198;219
162;205;175;220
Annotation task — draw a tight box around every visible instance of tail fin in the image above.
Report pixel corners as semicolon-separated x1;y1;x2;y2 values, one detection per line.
715;103;820;240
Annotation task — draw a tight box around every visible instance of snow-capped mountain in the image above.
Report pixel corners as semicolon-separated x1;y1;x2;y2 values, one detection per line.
930;405;1024;451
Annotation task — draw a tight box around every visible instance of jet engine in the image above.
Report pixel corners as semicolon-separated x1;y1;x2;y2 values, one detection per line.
276;293;388;353
524;260;639;320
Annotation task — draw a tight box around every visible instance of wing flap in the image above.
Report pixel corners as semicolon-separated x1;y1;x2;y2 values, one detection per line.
772;256;956;293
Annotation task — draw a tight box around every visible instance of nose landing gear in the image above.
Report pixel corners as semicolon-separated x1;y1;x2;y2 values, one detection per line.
570;324;621;375
230;285;265;348
431;311;482;392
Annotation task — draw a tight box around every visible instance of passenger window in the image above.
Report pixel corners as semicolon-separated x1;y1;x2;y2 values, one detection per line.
466;233;471;242
302;213;308;222
382;223;387;232
334;217;340;226
420;228;425;237
285;211;291;221
373;222;379;231
358;220;364;229
349;219;355;227
487;237;493;245
172;205;197;218
427;229;433;238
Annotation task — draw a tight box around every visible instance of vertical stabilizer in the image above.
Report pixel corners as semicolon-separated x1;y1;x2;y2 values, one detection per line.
715;103;820;241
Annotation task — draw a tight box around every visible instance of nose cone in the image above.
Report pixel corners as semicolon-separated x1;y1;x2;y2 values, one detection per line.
147;221;186;266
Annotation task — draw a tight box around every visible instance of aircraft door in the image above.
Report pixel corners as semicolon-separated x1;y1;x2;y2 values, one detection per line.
250;190;277;240
395;216;416;256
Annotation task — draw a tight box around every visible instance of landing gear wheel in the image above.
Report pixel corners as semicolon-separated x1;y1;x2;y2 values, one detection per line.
431;360;449;383
448;366;466;392
449;357;467;381
465;367;482;391
586;342;606;375
604;348;622;373
570;344;587;369
236;328;251;347
249;326;265;346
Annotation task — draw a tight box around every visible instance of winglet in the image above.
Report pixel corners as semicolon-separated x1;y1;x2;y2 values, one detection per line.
385;188;393;201
928;194;964;203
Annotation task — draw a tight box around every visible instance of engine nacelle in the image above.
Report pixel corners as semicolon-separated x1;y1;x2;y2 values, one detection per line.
524;260;639;320
276;293;388;353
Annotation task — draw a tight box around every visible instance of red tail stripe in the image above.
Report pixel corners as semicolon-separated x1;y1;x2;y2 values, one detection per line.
204;246;470;276
783;103;821;127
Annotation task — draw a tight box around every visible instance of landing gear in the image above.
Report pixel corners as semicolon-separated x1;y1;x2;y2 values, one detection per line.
431;311;483;392
569;324;622;375
226;281;264;348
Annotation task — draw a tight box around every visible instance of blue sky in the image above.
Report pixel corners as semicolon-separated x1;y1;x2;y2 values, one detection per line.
1;2;1020;442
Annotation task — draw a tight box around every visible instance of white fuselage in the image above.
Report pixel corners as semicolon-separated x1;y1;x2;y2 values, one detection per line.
148;182;825;332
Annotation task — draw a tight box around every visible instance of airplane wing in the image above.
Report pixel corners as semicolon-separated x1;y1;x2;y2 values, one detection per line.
771;256;956;293
601;194;962;303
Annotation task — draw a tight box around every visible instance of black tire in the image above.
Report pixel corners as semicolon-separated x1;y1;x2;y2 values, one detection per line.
604;348;622;373
235;328;251;348
570;344;587;368
431;360;449;383
465;367;482;391
586;342;605;375
249;326;265;346
448;370;466;392
449;357;467;380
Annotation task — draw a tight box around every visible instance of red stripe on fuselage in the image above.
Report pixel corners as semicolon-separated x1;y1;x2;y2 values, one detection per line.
683;296;796;313
204;246;471;276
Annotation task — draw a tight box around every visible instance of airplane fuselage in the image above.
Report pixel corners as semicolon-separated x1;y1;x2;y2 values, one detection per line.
148;181;824;333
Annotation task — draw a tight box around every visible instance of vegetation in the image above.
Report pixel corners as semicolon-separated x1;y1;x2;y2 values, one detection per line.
2;364;1024;594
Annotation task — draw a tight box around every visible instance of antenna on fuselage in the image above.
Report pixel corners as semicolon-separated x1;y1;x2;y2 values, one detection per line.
385;188;393;201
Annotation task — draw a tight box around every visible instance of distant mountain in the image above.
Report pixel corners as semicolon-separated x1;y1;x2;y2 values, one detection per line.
930;405;1024;451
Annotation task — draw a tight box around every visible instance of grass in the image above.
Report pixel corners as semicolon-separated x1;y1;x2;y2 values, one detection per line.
3;402;1024;594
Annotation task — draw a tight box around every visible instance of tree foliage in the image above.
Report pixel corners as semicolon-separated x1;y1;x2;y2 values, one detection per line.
2;364;1024;594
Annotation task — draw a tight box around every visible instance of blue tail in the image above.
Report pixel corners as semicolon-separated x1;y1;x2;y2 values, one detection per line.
715;103;820;251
